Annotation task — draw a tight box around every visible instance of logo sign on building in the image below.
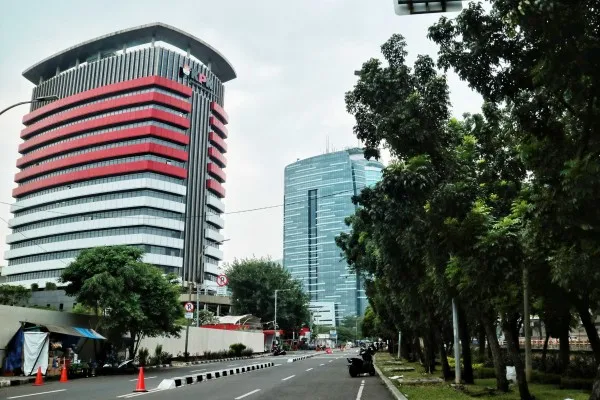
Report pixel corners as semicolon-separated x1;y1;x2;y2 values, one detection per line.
179;64;214;91
184;302;195;312
217;274;229;287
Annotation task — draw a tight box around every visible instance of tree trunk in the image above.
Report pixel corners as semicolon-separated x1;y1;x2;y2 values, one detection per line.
590;365;600;400
541;332;550;371
482;315;509;392
457;304;474;384
437;329;452;381
422;330;436;373
575;299;600;364
559;324;571;372
414;336;424;365
478;323;486;362
502;315;533;400
401;333;411;360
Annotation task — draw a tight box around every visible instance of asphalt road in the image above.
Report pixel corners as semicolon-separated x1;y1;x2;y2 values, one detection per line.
0;355;279;400
0;351;394;400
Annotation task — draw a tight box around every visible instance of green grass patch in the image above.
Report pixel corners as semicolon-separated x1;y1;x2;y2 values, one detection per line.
374;352;591;399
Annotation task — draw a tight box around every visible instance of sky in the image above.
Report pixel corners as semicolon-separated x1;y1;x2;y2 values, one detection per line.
0;0;482;266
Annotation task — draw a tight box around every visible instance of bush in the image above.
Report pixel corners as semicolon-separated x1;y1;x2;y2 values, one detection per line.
241;348;254;357
136;347;149;366
474;367;497;379
150;344;172;365
45;282;57;290
530;371;561;385
566;354;597;379
560;377;595;391
229;343;247;357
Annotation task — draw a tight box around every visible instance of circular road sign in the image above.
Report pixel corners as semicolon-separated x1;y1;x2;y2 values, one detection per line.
184;302;195;312
217;274;229;287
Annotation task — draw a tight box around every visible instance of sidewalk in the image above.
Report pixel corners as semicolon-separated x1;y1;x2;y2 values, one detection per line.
0;374;60;388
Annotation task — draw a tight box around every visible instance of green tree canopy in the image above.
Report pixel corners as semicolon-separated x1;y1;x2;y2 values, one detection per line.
224;257;309;335
0;284;30;306
60;245;183;357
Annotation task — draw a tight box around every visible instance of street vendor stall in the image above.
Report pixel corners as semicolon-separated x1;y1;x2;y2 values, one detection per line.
2;322;106;377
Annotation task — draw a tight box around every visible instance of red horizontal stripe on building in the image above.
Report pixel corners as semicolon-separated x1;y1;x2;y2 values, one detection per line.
209;116;228;139
15;143;188;182
206;179;226;198
17;126;189;168
208;147;227;168
23;76;193;125
208;132;227;153
19;109;190;153
207;163;226;183
21;92;191;139
13;160;187;198
210;102;229;124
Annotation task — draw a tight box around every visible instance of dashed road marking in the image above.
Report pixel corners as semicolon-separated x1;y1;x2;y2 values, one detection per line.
306;368;313;371
356;379;365;400
129;376;156;381
320;363;325;366
281;374;295;381
8;390;67;399
234;389;261;399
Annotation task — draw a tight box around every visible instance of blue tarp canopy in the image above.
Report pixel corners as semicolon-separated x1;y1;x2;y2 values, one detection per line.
43;324;106;340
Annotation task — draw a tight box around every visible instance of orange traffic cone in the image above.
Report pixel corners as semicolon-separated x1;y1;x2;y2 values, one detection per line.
32;367;44;386
133;367;148;393
59;366;68;383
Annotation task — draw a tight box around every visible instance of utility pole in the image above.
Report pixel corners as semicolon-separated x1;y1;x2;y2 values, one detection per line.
398;331;401;359
452;298;461;384
524;266;532;382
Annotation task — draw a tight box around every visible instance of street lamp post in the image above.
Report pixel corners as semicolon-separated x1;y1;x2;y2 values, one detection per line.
0;95;59;117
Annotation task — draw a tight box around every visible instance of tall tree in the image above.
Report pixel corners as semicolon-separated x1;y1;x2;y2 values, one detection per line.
60;246;183;358
428;2;600;398
224;257;309;335
0;284;30;306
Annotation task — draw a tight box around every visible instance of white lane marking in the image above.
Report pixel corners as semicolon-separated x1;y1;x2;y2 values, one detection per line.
329;360;333;363
8;390;67;399
117;388;163;398
190;369;206;373
228;364;239;367
129;376;156;381
356;379;365;400
234;389;261;399
320;363;325;366
274;364;282;367
306;368;313;371
281;374;295;381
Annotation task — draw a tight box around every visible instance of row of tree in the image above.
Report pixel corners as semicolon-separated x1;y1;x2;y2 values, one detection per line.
336;2;600;400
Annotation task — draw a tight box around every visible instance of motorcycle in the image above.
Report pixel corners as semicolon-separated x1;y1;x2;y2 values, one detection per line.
347;346;375;377
272;345;287;356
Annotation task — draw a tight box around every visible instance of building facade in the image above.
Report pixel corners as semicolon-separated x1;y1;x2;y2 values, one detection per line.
3;23;234;290
283;148;384;325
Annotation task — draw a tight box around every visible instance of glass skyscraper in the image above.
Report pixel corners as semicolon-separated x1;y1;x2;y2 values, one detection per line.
283;148;384;325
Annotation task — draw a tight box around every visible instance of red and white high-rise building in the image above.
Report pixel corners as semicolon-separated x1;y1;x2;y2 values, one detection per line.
4;23;234;291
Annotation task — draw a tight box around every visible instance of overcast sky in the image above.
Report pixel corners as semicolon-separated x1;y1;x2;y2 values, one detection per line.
0;0;481;266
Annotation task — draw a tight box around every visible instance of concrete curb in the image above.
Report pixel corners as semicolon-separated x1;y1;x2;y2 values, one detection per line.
149;354;271;370
373;360;408;400
0;375;63;388
157;361;275;391
286;354;316;363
